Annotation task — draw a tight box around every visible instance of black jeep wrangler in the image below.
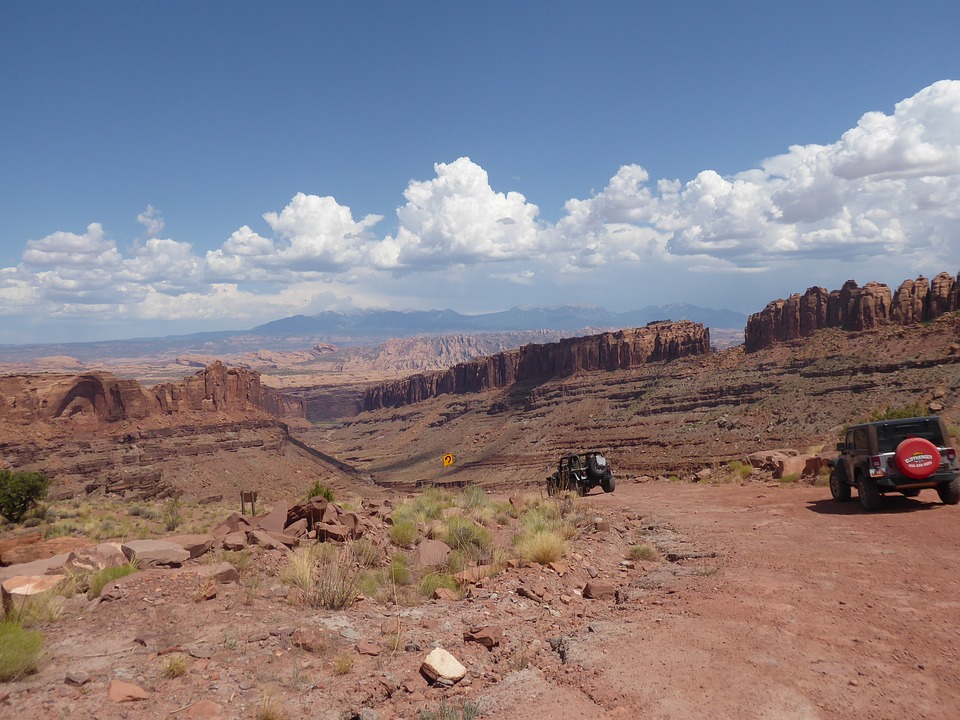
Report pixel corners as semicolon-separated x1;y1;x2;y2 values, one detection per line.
546;451;615;496
828;416;960;511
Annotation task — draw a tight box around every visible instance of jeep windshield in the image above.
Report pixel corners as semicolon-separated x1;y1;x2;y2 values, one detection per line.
876;418;946;454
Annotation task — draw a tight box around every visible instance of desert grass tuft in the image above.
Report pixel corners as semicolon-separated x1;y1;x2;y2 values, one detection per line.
0;621;44;681
88;563;138;599
332;654;354;675
514;529;567;565
418;571;460;598
628;543;659;562
389;519;418;547
161;653;188;678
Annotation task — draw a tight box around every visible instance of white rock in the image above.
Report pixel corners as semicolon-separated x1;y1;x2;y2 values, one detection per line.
421;647;466;683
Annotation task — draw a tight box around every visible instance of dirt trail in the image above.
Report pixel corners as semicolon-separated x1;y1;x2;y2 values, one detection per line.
518;481;960;720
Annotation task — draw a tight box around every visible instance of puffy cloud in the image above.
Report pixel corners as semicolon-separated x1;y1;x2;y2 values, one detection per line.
371;158;542;269
136;204;165;237
22;223;123;269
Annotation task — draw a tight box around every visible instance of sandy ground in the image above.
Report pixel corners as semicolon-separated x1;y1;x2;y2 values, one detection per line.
3;480;959;720
527;481;960;720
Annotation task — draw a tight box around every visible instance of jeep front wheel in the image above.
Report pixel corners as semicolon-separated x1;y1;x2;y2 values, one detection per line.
937;477;960;505
857;474;881;512
829;470;851;502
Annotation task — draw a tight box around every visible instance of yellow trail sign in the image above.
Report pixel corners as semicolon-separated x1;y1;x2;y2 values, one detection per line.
442;453;455;467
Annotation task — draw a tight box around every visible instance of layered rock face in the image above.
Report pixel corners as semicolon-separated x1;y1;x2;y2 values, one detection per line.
745;271;960;352
362;321;710;411
0;361;301;424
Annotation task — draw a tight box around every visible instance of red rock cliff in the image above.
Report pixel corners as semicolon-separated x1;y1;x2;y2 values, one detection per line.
362;321;710;411
744;271;960;352
0;361;301;425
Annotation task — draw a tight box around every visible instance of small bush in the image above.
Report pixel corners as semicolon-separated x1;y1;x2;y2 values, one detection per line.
0;470;50;524
389;519;418;547
868;402;925;422
514;530;566;565
0;621;44;681
418;572;460;598
779;472;801;484
304;481;335;502
441;516;491;558
350;538;381;568
727;460;754;480
161;653;188;678
389;553;412;586
628;543;658;561
88;563;138;599
163;497;184;532
312;546;363;609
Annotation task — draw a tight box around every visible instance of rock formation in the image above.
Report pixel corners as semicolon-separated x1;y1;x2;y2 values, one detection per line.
745;271;960;352
362;321;710;411
0;361;301;425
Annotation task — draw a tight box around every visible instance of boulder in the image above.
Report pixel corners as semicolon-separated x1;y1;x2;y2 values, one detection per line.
246;530;288;551
420;647;466;684
166;534;215;559
2;573;66;614
255;501;289;533
413;539;452;568
193;562;240;584
583;581;616;599
0;532;42;561
1;535;89;566
107;679;149;702
463;625;502;649
121;539;190;567
221;531;248;551
63;543;128;574
0;552;75;581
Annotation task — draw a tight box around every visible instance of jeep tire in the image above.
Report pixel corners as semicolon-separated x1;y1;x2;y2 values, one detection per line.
600;473;615;493
937;477;960;505
857;474;881;512
829;469;851;502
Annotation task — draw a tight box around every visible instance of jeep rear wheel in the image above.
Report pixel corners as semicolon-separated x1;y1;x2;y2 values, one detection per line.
600;473;615;493
547;475;559;497
829;470;851;502
937;477;960;505
857;474;881;512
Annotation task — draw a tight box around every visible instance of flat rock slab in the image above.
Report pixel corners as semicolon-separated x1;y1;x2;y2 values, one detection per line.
122;540;190;567
107;679;149;702
166;534;215;559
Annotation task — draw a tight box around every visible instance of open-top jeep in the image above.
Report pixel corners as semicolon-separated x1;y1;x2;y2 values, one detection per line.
546;451;615;496
828;416;960;511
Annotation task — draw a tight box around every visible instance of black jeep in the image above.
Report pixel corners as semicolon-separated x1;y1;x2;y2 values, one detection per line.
828;416;960;511
546;451;615;496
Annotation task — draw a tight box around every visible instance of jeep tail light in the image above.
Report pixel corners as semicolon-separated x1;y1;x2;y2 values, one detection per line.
870;455;882;470
947;448;957;462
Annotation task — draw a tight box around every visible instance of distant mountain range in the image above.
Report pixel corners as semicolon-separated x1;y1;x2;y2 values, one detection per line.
250;304;747;336
0;304;747;363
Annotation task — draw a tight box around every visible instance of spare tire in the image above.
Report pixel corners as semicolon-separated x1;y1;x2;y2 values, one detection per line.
894;438;941;480
586;455;607;480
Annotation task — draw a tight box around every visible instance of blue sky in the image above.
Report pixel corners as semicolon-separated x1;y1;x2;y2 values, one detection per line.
2;1;959;343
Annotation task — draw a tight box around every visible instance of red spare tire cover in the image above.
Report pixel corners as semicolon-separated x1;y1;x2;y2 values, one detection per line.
894;438;941;480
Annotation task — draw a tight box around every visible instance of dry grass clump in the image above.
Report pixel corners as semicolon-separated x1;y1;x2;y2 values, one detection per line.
332;654;354;675
255;694;286;720
727;460;754;481
514;530;567;565
0;621;44;681
418;571;460;598
628;543;659;562
161;653;188;678
282;544;362;610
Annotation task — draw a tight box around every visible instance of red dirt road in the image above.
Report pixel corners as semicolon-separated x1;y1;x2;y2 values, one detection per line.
517;481;960;720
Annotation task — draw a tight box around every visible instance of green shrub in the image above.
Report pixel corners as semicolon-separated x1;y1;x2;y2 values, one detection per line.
389;553;412;586
88;563;138;599
418;572;460;598
389;519;418;547
0;470;50;524
868;403;925;422
727;460;754;480
163;497;184;532
441;516;491;558
0;621;44;681
304;481;335;502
